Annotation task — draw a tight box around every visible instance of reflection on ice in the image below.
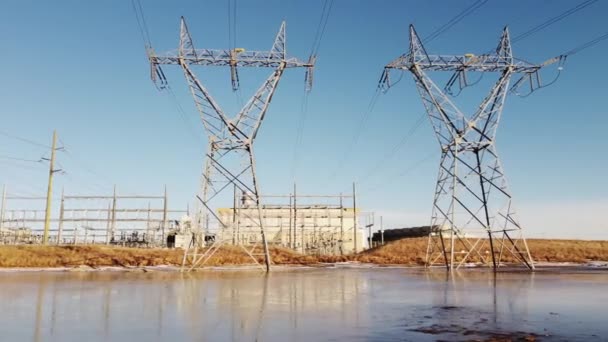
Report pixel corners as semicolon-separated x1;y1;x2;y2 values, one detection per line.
0;268;606;341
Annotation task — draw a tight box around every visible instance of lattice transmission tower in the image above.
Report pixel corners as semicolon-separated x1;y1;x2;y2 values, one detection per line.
381;26;558;270
147;17;314;271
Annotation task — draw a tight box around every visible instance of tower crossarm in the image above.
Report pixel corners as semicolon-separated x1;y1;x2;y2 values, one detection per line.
384;53;540;73
150;50;312;69
381;25;543;92
147;17;314;142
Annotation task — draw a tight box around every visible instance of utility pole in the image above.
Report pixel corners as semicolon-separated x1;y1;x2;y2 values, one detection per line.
288;192;292;249
57;189;65;245
43;130;60;245
105;202;112;245
368;212;374;249
339;193;344;255
0;185;6;231
352;182;357;254
162;185;168;246
110;185;117;244
380;215;384;245
232;185;238;245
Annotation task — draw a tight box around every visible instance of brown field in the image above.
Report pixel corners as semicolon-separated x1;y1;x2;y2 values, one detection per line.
0;238;607;268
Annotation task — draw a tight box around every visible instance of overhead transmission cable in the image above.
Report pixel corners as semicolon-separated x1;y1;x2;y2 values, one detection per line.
0;155;42;163
130;0;203;143
477;0;599;56
511;0;598;44
327;0;488;183
355;113;426;184
228;0;244;106
452;0;599;97
512;29;608;97
423;0;489;44
360;152;436;195
0;130;51;149
131;0;152;48
326;89;381;182
361;1;604;194
562;31;608;56
291;0;334;180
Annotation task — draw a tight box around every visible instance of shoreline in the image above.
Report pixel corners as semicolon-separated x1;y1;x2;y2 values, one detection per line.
1;261;606;273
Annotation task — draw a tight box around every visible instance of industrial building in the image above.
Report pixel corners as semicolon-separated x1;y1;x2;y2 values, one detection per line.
216;204;365;255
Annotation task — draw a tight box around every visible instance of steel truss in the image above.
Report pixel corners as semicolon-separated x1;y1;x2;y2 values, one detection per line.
382;26;548;270
148;18;313;272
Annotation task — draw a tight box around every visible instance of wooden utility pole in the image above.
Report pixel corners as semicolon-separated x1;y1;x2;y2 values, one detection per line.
295;183;303;253
110;185;117;243
288;193;293;249
232;185;237;245
0;185;6;232
105;202;112;245
368;212;374;249
162;185;168;246
43;130;58;245
339;193;344;255
380;215;384;245
352;182;357;253
57;189;65;245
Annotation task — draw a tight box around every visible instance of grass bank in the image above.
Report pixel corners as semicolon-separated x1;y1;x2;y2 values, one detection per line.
0;238;607;268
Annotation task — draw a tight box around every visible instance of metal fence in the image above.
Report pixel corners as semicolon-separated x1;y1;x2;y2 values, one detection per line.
0;186;187;247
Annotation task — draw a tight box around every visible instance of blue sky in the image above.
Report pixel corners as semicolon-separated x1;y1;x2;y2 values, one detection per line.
0;0;607;238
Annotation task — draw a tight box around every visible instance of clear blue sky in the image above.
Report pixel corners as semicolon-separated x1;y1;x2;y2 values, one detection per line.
1;0;606;238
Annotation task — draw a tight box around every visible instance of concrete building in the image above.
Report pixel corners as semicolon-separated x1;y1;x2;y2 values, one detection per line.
216;205;365;255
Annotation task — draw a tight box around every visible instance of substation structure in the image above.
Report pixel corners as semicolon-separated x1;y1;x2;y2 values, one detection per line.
147;17;314;271
0;186;187;246
381;26;558;270
214;191;366;256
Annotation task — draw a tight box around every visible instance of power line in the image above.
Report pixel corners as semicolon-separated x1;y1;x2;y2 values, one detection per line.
355;113;426;184
477;0;599;57
0;130;51;149
327;0;488;183
292;0;335;180
165;85;203;143
310;0;334;57
131;0;152;48
0;155;42;163
233;0;237;50
511;27;608;97
129;1;203;143
0;160;46;173
451;0;599;97
290;91;310;180
228;0;234;50
361;152;436;195
326;87;382;181
423;0;489;44
511;0;598;44
563;31;608;56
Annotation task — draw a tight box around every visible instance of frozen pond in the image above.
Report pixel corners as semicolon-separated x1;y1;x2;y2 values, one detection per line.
1;267;607;341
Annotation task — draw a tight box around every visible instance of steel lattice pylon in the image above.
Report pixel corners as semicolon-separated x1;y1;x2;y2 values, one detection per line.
382;25;550;270
148;17;313;271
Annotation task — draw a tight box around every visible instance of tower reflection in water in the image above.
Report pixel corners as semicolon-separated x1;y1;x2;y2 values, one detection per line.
2;268;606;341
2;269;370;341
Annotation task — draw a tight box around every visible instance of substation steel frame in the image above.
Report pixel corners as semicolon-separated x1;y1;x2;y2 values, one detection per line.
148;17;314;272
382;25;547;270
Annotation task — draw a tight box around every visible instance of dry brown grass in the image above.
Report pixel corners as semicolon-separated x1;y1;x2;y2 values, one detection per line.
0;238;607;268
0;244;339;268
357;238;608;266
0;245;183;268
